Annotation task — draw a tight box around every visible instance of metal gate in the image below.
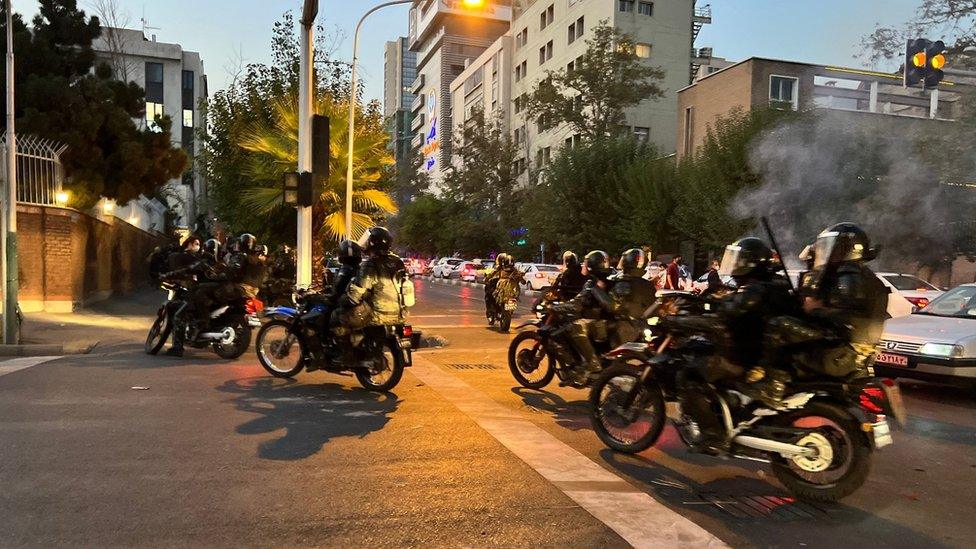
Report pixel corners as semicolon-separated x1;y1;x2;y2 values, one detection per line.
1;134;68;206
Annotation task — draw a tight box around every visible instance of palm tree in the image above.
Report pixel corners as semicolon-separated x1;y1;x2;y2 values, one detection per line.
238;94;396;241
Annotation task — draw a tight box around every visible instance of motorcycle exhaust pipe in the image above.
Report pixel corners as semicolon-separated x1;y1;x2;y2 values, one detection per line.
732;435;816;458
198;332;225;341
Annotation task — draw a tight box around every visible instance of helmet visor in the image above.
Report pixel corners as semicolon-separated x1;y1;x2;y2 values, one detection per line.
719;245;750;277
812;232;839;272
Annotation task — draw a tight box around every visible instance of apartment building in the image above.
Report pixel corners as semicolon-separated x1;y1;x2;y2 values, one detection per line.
507;0;706;175
407;0;513;184
449;34;514;167
92;28;207;231
384;37;418;172
676;57;964;158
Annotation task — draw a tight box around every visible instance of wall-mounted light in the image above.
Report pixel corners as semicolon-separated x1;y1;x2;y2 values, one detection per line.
55;190;70;206
102;200;115;213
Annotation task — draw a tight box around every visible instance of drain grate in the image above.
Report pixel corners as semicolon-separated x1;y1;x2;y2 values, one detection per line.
683;494;831;521
447;363;499;370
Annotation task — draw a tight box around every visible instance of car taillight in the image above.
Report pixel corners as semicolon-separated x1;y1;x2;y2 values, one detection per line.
859;387;886;415
535;273;545;278
905;297;929;309
402;325;413;337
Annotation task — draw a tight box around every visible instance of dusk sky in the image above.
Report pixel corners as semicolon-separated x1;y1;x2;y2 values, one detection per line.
13;1;920;106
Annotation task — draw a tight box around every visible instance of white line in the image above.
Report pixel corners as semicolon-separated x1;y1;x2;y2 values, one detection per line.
409;355;725;548
0;356;62;378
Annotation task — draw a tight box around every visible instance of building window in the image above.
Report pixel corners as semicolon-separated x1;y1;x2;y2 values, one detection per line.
145;102;164;131
514;126;525;146
634;43;652;58
145;62;164;102
566;60;575;73
575;17;584;40
633;126;649;140
568;23;576;44
769;75;799;109
539;40;553;65
638;1;653;16
683;107;694;154
619;0;635;13
540;4;554;30
516;28;528;49
181;70;194;109
514;95;525;114
182;109;194;128
515;60;527;82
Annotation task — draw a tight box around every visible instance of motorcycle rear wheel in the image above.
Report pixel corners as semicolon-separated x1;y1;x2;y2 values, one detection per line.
507;331;555;389
256;320;305;377
768;401;872;502
499;311;513;332
355;340;404;392
145;310;171;355
589;364;666;454
212;316;252;360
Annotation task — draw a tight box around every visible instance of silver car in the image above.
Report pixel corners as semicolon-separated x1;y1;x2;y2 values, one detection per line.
875;284;976;387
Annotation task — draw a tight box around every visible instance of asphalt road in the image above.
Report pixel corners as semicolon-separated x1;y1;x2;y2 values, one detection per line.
1;278;974;547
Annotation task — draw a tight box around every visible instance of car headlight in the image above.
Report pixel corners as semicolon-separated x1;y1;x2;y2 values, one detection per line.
918;343;965;358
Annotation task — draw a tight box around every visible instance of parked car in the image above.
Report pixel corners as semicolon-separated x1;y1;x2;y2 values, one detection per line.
405;258;426;277
432;258;463;278
449;261;479;282
473;258;494;283
522;263;561;291
690;272;737;293
874;284;976;388
876;272;944;312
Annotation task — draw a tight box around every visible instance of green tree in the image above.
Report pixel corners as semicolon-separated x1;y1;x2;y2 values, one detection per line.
859;0;976;67
1;0;186;207
525;23;665;141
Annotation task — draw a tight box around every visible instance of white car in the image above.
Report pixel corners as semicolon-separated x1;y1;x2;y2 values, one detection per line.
522;263;561;291
875;272;944;313
875;284;976;388
432;258;462;278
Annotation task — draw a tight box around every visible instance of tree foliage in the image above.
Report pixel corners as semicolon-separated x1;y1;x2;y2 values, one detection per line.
525;23;665;141
859;0;976;68
1;0;186;206
204;12;394;246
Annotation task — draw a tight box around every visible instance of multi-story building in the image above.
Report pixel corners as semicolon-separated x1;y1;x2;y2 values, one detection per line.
92;28;207;231
384;37;418;171
448;33;514;166
407;0;513;184
676;57;964;158
693;52;733;82
501;0;707;176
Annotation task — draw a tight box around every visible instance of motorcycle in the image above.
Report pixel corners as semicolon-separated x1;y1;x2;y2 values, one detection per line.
588;316;906;502
145;280;262;359
254;290;412;392
507;296;648;389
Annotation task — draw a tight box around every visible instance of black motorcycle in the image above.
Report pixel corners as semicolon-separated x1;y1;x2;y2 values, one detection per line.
588;314;906;502
254;290;412;392
145;280;261;359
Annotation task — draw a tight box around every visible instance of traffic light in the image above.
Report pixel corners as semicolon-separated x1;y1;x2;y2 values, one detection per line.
924;40;946;89
904;38;947;89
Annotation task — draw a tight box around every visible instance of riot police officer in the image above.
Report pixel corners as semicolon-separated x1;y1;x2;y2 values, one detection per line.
552;251;586;301
609;248;657;345
344;227;408;327
328;240;362;309
557;250;619;383
484;254;524;327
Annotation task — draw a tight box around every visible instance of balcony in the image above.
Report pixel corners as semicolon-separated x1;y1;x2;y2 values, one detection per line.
411;93;425;114
410;112;426;132
411;74;425;95
411;131;424;150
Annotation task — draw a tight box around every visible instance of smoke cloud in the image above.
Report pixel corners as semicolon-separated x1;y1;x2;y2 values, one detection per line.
735;110;976;271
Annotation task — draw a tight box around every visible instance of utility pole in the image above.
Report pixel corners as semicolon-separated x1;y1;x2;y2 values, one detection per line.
296;0;317;288
3;0;18;344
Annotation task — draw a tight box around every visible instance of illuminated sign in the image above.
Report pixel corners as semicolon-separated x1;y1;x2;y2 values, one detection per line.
424;91;439;171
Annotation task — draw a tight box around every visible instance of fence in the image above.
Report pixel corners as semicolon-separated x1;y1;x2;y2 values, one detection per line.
0;134;67;206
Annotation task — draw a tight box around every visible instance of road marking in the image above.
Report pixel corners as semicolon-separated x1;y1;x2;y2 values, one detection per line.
0;356;62;378
410;355;725;548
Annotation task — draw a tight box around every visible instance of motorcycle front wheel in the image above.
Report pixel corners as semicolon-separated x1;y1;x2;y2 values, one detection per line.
589;365;666;454
145;309;171;355
355;340;404;392
768;401;872;502
212;315;252;359
256;320;305;377
507;331;555;389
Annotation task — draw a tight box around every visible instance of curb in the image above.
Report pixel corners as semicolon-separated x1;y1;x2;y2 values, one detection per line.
0;344;65;357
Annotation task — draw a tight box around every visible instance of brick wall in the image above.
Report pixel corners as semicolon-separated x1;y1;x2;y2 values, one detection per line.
15;204;168;312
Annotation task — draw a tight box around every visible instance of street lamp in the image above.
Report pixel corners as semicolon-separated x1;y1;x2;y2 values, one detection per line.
344;0;489;240
295;0;319;288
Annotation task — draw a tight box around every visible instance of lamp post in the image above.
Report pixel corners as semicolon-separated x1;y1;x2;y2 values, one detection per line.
296;0;318;288
344;0;487;240
3;0;18;344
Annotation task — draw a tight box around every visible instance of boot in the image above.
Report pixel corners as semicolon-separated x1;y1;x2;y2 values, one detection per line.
164;327;186;357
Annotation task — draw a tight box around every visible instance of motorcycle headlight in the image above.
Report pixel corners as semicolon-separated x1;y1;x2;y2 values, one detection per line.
643;329;654;341
919;343;965;358
647;317;660;326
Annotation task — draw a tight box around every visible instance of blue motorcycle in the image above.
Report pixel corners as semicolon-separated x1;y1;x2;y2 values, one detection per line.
254;290;412;392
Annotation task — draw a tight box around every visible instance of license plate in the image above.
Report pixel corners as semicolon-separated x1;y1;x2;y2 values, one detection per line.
876;352;908;366
504;301;518;311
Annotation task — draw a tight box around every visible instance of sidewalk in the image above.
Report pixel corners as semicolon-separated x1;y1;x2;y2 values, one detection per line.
19;289;164;353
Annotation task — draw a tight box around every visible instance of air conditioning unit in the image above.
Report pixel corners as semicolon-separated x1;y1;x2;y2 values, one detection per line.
699;47;713;59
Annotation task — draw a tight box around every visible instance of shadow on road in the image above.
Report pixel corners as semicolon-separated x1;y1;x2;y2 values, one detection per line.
511;386;591;431
217;376;401;461
598;449;943;546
